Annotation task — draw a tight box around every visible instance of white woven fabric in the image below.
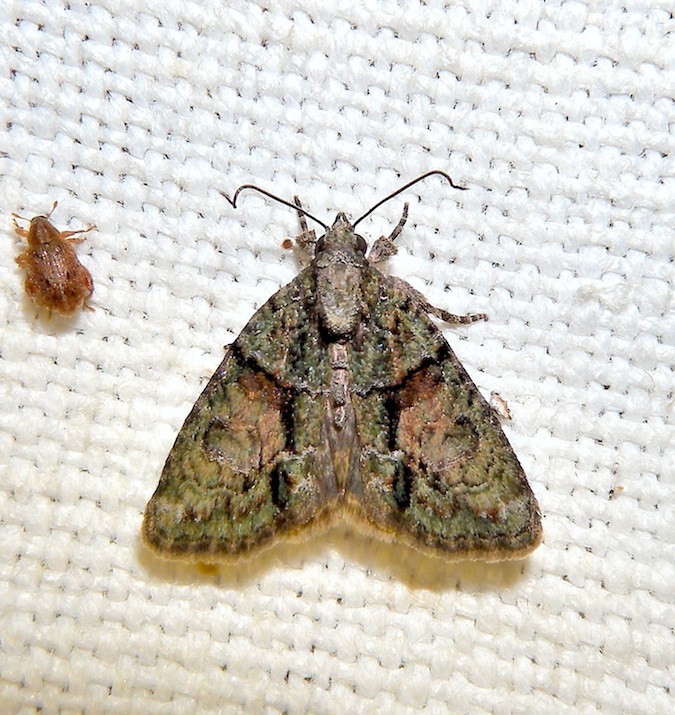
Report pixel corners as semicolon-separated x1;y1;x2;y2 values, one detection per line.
0;1;672;713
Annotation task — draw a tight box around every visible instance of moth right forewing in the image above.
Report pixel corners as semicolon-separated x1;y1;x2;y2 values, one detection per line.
346;270;541;561
351;344;542;561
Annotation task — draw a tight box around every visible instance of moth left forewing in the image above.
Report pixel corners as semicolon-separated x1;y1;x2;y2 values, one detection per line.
142;272;340;561
348;272;542;561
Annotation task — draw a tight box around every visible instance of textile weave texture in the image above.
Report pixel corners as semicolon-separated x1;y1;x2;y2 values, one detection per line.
0;1;672;713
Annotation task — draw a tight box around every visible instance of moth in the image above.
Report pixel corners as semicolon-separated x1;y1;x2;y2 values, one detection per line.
143;172;542;562
13;202;95;316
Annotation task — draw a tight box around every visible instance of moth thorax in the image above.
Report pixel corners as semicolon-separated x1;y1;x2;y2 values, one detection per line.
316;261;363;338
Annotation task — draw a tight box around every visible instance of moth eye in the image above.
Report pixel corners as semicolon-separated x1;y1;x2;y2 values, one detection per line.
315;235;325;254
355;234;367;254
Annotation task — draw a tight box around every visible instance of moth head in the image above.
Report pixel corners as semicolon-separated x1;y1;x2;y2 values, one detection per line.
315;213;368;256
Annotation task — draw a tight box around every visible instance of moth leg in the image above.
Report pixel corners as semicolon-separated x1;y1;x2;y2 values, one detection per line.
490;391;512;421
390;276;488;325
294;196;309;234
387;202;409;243
368;203;409;264
291;196;317;253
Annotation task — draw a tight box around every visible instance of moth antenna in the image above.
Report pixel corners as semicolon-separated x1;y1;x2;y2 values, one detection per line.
221;185;328;230
353;170;468;228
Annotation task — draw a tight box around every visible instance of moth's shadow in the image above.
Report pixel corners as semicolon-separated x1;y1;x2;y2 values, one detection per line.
138;524;534;592
320;524;534;591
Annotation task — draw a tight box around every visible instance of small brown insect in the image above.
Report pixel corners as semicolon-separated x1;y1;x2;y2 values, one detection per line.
13;201;95;317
